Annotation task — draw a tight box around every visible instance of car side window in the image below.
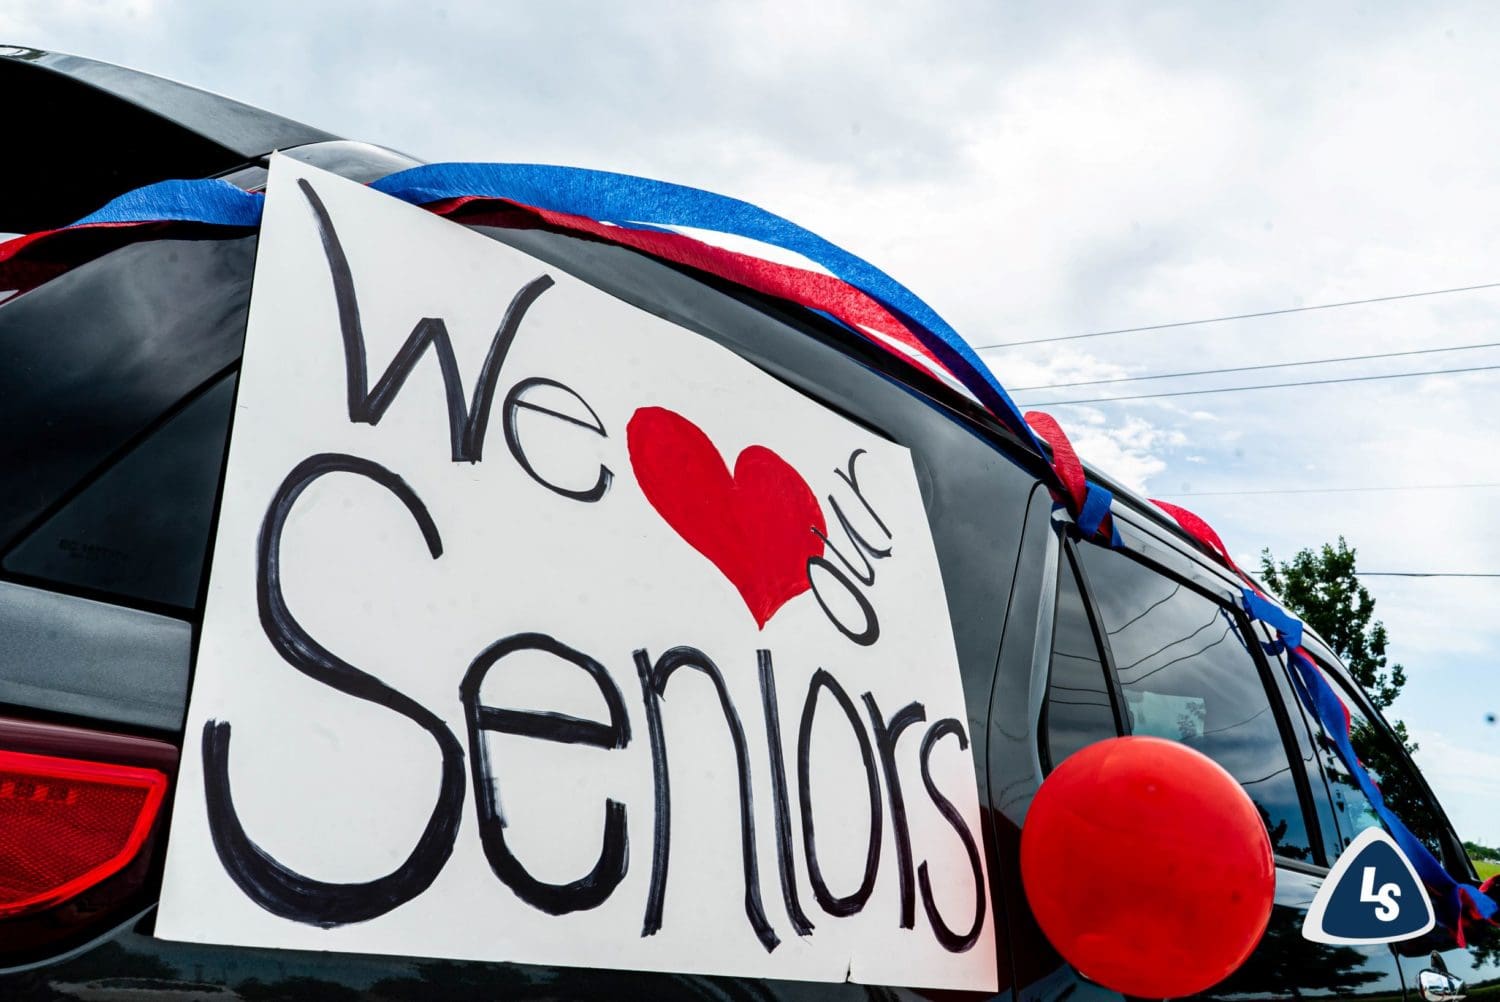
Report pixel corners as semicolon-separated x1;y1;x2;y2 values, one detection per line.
0;236;254;611
1072;540;1315;862
2;374;236;609
1043;546;1118;770
1309;663;1449;861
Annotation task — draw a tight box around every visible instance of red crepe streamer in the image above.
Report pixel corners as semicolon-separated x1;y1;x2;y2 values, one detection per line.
430;196;958;387
1022;411;1088;513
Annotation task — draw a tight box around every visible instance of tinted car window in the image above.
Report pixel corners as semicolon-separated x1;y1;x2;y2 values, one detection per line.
1312;664;1447;860
0;237;253;609
1074;541;1314;862
3;374;236;608
1044;546;1116;770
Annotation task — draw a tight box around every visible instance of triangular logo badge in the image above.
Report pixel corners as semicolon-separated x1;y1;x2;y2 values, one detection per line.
1304;827;1435;945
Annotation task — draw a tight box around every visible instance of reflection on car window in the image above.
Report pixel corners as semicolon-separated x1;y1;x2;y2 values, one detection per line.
1312;666;1446;860
1075;542;1314;862
1044;549;1118;770
0;239;252;549
2;374;236;609
0;236;254;611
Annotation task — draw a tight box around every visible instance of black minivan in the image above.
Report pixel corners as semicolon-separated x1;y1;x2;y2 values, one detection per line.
1;47;1496;1000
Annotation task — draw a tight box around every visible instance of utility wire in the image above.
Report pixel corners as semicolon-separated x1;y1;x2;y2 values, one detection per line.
1008;340;1500;392
1157;482;1500;498
1359;572;1500;578
975;281;1500;350
1017;361;1500;406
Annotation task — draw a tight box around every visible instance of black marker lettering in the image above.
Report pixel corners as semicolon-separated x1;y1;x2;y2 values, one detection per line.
203;453;465;927
635;646;778;952
635;649;671;939
815;495;889;586
459;632;629;915
807;556;880;646
862;693;926;929
805;450;891;646
757;650;813;936
835;448;891;540
797;669;882;917
299;178;552;463
917;718;986;953
501;376;613;502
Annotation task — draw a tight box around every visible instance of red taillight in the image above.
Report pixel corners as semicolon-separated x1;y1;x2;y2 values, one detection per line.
0;748;167;917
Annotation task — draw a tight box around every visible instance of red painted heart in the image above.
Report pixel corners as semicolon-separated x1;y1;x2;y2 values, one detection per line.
627;406;826;629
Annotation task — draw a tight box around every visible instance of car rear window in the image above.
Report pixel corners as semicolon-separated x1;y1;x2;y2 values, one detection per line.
0;237;254;609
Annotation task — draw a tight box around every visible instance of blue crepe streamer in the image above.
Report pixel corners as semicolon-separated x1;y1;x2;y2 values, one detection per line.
369;163;1044;453
62;165;1046;461
70;179;265;228
1077;482;1122;546
1242;588;1304;649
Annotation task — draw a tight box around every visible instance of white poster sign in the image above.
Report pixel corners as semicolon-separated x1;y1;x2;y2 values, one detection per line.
157;157;995;990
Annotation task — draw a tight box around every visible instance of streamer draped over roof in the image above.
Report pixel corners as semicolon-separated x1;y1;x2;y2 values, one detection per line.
0;165;1044;454
3;161;1494;941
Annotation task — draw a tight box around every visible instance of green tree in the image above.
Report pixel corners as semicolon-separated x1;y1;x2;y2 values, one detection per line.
1260;537;1410;742
1465;839;1500;862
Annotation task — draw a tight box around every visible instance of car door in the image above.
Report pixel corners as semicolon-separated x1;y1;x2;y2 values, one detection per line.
989;506;1406;1000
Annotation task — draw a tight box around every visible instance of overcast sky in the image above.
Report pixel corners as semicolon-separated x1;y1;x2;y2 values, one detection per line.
9;1;1499;843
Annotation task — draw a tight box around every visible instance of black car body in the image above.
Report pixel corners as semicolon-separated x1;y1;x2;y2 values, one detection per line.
1;47;1496;1000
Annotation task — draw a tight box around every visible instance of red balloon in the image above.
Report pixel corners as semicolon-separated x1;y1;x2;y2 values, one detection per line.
1020;736;1275;999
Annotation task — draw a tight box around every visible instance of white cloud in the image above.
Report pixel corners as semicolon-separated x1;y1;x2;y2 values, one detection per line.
1038;411;1177;493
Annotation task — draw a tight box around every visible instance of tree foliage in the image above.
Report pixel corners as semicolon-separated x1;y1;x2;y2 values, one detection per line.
1465;839;1500;863
1260;537;1412;750
1260;537;1406;708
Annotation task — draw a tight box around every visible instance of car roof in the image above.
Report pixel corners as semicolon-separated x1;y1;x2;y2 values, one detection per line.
0;44;333;232
1;45;333;157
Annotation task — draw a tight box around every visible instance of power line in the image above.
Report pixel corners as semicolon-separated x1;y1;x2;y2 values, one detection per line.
1008;340;1500;392
1359;572;1500;578
975;280;1500;350
1157;482;1500;498
1017;361;1500;406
